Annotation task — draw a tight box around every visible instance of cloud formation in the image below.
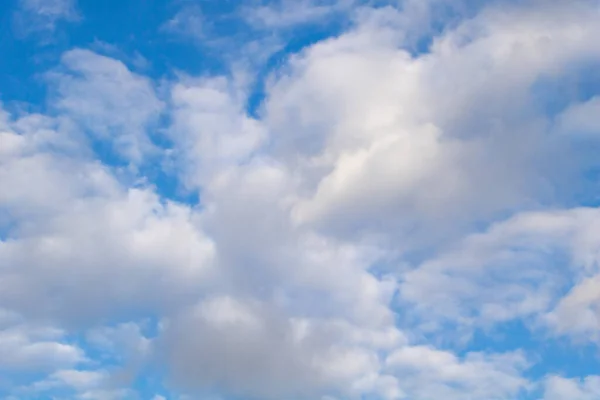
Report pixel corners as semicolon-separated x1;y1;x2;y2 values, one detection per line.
2;0;600;399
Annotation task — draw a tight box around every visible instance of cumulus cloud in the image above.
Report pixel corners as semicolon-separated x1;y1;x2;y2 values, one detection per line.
168;77;267;187
28;368;136;400
400;207;600;340
546;274;600;342
0;322;84;372
543;375;600;400
2;0;600;399
0;106;214;326
268;0;600;247
48;49;164;163
385;346;528;400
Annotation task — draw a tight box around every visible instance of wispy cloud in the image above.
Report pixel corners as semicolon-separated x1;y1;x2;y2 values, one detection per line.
244;0;356;29
13;0;80;39
161;4;205;40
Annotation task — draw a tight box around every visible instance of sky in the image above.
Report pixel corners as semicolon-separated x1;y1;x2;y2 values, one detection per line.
1;0;600;399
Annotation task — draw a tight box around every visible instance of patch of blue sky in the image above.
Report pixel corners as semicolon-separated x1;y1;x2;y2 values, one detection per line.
531;62;600;120
468;320;600;379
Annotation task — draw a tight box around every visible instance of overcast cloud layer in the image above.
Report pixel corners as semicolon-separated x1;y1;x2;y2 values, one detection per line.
1;0;600;399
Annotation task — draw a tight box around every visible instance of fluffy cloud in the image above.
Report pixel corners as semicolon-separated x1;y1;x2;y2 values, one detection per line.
0;107;215;327
543;375;600;400
400;207;600;339
385;346;528;400
161;296;382;399
27;368;136;400
0;320;83;372
48;49;164;163
546;273;600;342
267;0;600;247
557;96;600;136
2;0;600;399
168;77;266;187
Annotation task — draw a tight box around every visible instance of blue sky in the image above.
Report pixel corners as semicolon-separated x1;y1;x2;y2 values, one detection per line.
1;0;600;399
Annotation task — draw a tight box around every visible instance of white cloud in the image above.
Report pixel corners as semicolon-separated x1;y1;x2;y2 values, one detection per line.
38;369;106;391
0;107;215;326
244;0;355;29
14;0;79;36
0;323;84;372
543;375;600;400
400;207;600;339
162;4;205;40
49;49;164;163
168;77;266;188
265;0;600;248
29;368;135;400
0;82;400;399
557;96;600;136
546;274;600;342
385;346;528;400
19;0;77;19
160;294;404;400
85;322;151;360
3;0;600;398
0;186;216;324
154;152;403;398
